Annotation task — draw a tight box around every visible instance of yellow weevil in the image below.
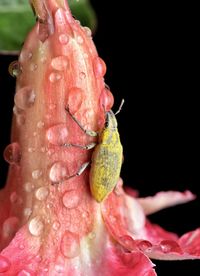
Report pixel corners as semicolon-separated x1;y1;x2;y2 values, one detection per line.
63;101;124;202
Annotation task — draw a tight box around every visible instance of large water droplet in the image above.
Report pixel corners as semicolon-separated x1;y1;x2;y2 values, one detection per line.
32;170;42;180
49;72;62;83
59;34;69;45
35;187;49;201
8;61;22;77
119;235;136;251
61;231;80;258
3;142;21;165
29;216;44;236
2;217;19;239
49;161;68;183
46;123;68;145
62;190;81;209
14;87;36;110
160;240;182;254
93;57;107;78
67;87;83;114
99;88;114;112
51;56;69;71
0;255;11;273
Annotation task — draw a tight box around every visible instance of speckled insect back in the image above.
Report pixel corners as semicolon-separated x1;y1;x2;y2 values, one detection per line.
90;110;123;202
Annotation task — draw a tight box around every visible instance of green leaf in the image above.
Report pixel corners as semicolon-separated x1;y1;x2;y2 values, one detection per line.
0;0;97;54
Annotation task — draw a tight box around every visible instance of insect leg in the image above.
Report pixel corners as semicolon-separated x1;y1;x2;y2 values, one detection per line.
63;142;96;150
65;106;98;137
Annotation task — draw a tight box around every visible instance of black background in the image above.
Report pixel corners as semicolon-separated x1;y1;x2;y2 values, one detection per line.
0;1;199;275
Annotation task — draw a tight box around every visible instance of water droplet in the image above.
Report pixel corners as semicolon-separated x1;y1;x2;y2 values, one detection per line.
10;191;18;203
3;142;21;165
35;187;49;201
49;161;68;183
28;147;36;153
49;72;62;83
17;269;35;276
37;121;45;129
67;87;83;114
16;114;26;126
99;88;114;112
8;61;22;77
14;87;36;110
0;255;11;273
59;34;69;45
46;123;68;145
136;240;152;251
28;52;33;59
77;35;83;44
29;216;44;236
32;170;42;180
93;57;107;78
54;264;65;273
61;231;80;258
83;27;92;37
52;221;60;230
119;235;136;251
160;240;182;254
19;243;25;250
62;190;81;209
51;56;69;71
79;71;86;79
30;63;38;71
23;208;32;217
24;182;34;192
2;217;19;239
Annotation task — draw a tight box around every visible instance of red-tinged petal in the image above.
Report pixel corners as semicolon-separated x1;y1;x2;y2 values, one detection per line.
102;246;156;276
138;190;196;215
179;229;200;256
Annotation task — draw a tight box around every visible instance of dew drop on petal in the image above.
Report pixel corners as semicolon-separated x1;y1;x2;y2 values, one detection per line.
119;235;136;251
46;123;68;145
10;191;18;203
62;190;81;209
23;208;32;218
59;34;69;45
54;264;65;273
99;88;114;112
79;71;86;80
17;269;35;276
0;255;11;273
51;56;69;71
53;221;60;231
35;187;49;201
160;240;182;254
29;216;44;237
32;170;42;180
14;87;36;110
49;161;68;183
83;26;92;37
49;72;62;83
2;217;19;239
24;182;34;192
93;57;107;78
77;35;84;44
61;231;80;258
37;121;45;129
3;142;21;165
8;61;22;77
136;240;152;251
67;87;83;114
30;63;38;72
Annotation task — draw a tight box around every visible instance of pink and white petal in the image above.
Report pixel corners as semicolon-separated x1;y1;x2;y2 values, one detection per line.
179;228;200;257
138;190;195;215
102;246;157;276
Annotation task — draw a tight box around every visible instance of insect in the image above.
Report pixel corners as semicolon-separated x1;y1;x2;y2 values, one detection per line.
63;101;124;202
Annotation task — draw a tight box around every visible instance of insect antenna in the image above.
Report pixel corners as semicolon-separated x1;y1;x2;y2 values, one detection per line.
115;99;125;115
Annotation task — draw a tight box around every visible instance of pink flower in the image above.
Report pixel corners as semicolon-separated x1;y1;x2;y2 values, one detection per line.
0;1;199;275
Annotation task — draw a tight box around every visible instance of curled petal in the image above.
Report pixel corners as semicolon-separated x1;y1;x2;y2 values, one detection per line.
138;190;195;215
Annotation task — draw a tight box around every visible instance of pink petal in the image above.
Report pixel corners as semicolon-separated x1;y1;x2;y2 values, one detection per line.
138;190;195;215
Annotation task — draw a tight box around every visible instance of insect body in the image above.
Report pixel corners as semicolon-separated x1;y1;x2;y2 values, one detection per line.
89;110;123;202
64;105;123;202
